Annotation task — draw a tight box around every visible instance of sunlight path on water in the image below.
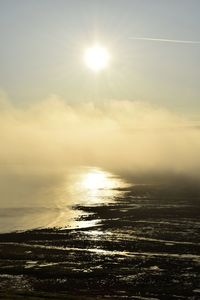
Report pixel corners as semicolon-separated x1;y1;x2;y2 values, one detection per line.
0;166;129;232
66;167;129;205
52;166;130;229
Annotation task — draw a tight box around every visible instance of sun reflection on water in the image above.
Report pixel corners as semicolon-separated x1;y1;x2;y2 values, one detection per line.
0;166;129;232
63;167;129;229
82;170;110;190
67;167;129;206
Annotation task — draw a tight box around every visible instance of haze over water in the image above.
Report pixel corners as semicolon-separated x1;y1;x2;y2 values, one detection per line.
0;166;129;233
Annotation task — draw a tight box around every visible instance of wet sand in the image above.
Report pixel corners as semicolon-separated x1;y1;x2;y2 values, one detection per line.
0;182;200;299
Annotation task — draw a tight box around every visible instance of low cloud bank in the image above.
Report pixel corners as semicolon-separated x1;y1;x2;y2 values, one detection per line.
1;94;200;180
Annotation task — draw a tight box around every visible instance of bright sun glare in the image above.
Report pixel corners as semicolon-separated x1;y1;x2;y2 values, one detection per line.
84;45;109;72
82;170;109;190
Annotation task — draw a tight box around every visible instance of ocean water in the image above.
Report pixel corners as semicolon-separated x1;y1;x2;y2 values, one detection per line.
0;166;129;232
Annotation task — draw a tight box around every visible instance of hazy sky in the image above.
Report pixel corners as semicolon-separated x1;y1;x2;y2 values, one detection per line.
0;0;200;115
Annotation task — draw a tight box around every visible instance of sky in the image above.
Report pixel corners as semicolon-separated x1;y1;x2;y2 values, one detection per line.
0;0;200;183
0;0;200;116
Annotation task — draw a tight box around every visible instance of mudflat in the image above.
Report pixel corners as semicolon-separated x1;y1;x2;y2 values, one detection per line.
0;183;199;299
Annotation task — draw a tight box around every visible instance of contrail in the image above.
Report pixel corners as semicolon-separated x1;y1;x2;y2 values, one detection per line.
129;37;200;44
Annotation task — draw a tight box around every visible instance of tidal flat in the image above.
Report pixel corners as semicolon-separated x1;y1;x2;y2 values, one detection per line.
0;177;200;299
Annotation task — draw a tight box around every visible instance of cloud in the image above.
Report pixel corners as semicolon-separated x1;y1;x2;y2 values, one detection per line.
0;94;200;180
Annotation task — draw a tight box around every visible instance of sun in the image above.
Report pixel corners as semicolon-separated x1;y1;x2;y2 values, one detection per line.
84;44;109;72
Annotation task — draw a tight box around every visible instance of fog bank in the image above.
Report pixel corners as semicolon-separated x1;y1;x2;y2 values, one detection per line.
1;95;200;179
